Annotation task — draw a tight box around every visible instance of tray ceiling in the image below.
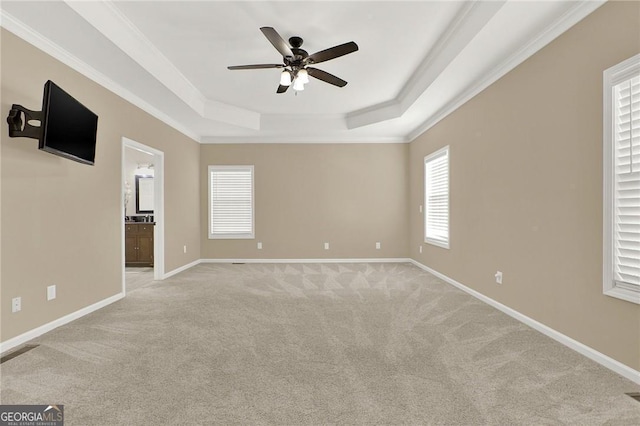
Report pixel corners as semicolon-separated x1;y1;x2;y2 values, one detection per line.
0;1;605;143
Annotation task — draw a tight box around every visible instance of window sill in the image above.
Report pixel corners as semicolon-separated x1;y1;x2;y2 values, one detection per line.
209;234;255;240
604;285;640;305
424;238;450;249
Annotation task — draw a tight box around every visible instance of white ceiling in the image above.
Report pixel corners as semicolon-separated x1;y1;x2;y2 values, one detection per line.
1;1;605;144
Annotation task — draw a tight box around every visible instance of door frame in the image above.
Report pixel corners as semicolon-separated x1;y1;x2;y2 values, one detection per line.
122;137;165;292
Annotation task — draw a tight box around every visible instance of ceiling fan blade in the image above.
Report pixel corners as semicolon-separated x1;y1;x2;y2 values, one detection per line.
306;41;359;64
276;84;290;94
260;27;295;58
227;64;284;70
306;67;348;87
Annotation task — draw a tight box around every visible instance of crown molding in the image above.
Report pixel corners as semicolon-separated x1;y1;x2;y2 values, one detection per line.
64;1;205;114
205;99;260;130
346;99;402;130
201;135;408;144
1;1;608;145
203;112;409;143
65;0;260;130
346;1;505;130
0;9;202;143
397;1;503;107
407;0;607;142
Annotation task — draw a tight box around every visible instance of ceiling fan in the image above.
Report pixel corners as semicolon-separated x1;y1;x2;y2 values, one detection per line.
227;27;359;94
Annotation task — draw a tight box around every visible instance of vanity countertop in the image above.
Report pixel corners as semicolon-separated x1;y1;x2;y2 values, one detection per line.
125;221;156;225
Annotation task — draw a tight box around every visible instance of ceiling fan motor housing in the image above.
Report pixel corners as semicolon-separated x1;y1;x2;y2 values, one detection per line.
289;36;304;48
288;49;308;63
286;37;309;63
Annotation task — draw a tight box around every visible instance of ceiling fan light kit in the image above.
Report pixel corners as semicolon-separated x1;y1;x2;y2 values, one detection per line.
228;26;358;94
293;78;305;92
297;68;309;84
280;70;292;86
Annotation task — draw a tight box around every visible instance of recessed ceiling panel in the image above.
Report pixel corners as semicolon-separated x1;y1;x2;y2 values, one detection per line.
112;1;461;115
1;0;607;143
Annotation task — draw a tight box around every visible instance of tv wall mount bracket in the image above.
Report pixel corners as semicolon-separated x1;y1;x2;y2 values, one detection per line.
7;104;42;140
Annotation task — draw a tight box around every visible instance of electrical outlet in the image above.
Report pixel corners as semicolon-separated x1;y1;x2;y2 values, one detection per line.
495;271;503;284
183;245;187;253
419;246;422;254
419;205;423;213
12;297;21;313
47;285;56;301
324;242;330;250
375;242;381;249
257;242;263;250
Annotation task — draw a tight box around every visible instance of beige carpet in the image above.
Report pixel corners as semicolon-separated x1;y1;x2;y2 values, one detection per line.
1;262;638;425
125;266;154;292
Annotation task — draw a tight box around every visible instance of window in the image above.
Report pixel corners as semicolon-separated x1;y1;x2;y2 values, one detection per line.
603;54;640;304
208;165;254;239
424;146;450;249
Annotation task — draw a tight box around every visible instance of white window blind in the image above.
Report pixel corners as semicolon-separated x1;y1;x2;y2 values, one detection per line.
424;146;450;249
604;54;640;304
613;75;640;289
208;165;254;239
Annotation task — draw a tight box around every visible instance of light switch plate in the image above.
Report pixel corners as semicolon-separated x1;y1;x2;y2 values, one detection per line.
47;285;56;301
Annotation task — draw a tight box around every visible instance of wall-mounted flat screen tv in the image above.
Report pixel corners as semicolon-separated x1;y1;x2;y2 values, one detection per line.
39;80;98;165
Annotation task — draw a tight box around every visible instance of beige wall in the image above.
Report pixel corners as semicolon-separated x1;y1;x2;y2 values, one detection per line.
200;143;409;259
1;29;201;343
409;0;640;370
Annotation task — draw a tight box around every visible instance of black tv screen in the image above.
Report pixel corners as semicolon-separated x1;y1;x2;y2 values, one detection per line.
39;80;98;165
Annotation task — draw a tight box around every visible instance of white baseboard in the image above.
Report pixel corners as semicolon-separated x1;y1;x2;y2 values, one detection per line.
1;258;408;352
163;259;202;279
9;258;634;387
0;292;124;355
409;259;640;386
201;258;412;264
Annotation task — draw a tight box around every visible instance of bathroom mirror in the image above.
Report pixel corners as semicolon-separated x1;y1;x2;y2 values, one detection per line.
135;175;154;213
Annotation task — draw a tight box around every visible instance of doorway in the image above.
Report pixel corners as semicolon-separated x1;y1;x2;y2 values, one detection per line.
122;137;165;294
